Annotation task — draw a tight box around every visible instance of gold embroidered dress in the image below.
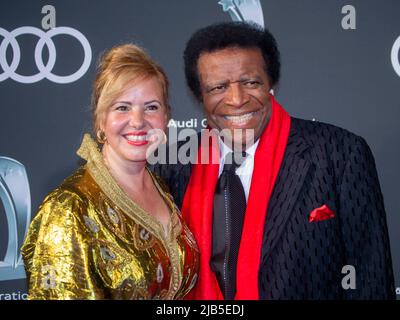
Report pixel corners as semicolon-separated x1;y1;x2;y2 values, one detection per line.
21;134;199;299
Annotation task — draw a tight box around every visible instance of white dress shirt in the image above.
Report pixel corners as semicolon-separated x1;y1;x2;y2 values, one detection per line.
218;138;260;203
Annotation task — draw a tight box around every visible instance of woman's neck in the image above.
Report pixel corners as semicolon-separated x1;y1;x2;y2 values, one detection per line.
102;144;148;191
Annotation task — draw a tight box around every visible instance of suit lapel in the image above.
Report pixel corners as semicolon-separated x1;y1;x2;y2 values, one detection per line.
260;121;312;264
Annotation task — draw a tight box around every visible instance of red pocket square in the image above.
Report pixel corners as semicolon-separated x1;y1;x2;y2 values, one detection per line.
308;204;336;222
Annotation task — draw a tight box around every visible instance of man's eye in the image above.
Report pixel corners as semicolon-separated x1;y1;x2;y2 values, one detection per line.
243;80;261;88
209;85;226;94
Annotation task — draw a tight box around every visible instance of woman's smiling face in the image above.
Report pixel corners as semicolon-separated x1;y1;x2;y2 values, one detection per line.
101;76;168;165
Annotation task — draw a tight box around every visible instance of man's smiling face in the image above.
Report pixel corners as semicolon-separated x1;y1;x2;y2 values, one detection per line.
197;47;272;146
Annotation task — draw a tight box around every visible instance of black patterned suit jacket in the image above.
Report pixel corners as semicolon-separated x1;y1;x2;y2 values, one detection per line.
151;118;395;299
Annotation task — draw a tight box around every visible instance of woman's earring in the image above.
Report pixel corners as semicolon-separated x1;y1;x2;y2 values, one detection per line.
96;130;107;144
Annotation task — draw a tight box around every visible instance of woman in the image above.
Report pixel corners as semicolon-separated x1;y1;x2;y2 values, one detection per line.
21;44;199;299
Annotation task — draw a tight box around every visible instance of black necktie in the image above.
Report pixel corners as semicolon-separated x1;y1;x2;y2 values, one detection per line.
211;151;247;300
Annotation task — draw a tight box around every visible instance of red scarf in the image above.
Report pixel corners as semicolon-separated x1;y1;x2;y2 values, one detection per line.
182;96;291;300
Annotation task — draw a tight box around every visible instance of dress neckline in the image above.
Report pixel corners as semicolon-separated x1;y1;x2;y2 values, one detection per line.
76;133;181;243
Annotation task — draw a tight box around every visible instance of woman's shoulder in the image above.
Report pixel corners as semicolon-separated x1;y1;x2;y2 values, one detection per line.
45;165;96;202
21;168;92;262
34;167;91;225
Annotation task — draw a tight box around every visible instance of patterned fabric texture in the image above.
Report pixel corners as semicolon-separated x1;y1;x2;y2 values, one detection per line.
151;118;395;299
21;135;199;300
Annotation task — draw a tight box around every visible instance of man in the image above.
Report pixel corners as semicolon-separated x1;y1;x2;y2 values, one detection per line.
153;22;395;299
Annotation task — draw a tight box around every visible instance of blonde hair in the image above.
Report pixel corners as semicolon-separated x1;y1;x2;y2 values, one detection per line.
91;43;169;134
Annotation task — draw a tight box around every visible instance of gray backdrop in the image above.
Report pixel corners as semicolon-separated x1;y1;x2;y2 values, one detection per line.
0;0;399;299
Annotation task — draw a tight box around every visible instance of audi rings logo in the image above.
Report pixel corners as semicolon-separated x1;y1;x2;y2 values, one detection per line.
0;26;92;84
